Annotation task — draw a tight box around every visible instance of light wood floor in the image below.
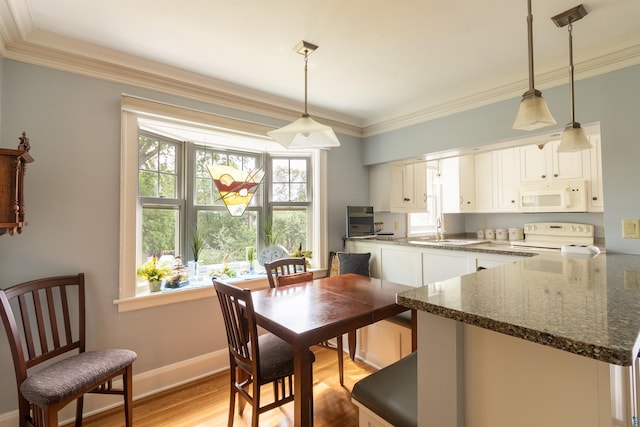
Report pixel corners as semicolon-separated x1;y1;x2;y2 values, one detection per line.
75;346;376;427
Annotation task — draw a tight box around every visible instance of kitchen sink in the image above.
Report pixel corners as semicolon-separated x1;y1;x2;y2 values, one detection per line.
408;239;488;246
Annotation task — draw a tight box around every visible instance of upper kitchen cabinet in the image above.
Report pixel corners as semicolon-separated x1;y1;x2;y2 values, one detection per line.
370;161;428;213
520;140;586;183
370;163;391;212
390;161;427;213
474;147;520;213
439;156;475;213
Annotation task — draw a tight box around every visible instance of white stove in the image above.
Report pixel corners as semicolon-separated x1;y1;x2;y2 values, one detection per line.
509;222;595;250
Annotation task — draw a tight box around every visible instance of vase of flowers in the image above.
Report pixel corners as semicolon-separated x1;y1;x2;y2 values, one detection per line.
137;258;172;292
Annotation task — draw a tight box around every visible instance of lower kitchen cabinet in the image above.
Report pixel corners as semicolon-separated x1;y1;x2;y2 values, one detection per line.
422;250;473;283
380;246;423;286
345;239;527;367
474;253;523;270
357;318;413;369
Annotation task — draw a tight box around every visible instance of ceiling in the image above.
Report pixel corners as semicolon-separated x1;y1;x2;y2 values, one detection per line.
0;0;639;136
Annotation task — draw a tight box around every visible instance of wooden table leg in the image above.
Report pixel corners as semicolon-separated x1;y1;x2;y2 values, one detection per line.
348;330;357;361
293;343;313;427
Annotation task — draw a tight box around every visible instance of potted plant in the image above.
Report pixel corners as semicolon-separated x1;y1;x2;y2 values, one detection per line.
246;246;255;273
137;258;172;292
190;226;206;274
291;243;312;267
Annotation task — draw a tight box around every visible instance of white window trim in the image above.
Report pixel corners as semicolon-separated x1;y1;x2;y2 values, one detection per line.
116;94;329;311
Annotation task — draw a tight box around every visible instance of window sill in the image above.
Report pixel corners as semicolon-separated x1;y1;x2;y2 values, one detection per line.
114;269;327;312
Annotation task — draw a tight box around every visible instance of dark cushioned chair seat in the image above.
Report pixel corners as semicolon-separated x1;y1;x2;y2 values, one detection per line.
352;351;417;427
20;349;138;406
241;334;316;383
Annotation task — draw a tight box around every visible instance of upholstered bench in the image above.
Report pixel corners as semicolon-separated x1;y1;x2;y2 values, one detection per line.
351;351;417;427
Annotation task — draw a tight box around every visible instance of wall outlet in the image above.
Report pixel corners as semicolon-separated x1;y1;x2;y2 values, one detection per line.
482;219;488;229
394;221;398;232
622;219;640;238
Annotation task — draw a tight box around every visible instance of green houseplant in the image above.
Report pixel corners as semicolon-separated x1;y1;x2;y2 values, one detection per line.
137;258;172;292
190;226;205;262
190;226;206;275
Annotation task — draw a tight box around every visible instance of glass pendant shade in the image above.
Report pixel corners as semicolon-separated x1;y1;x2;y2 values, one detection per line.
207;164;265;217
267;114;340;149
269;40;340;150
513;90;556;130
552;5;590;153
557;122;591;152
513;0;556;131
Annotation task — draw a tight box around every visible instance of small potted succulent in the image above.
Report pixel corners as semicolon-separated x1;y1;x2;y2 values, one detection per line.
291;243;312;267
137;258;172;292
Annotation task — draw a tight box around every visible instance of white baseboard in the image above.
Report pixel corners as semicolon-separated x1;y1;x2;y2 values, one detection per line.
0;348;229;427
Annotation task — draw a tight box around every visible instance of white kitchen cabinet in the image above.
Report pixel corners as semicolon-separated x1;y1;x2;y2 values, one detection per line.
587;134;604;212
369;163;391;212
440;156;475;213
474;253;523;270
494;147;521;211
474;151;495;212
474;147;520;213
422;249;474;284
345;239;530;369
390;161;428;213
380;246;422;286
520;140;587;183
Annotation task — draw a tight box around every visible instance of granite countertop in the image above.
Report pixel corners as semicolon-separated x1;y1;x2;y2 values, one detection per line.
347;235;543;257
397;252;640;366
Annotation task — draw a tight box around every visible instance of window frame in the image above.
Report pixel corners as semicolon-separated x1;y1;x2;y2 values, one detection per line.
117;95;329;311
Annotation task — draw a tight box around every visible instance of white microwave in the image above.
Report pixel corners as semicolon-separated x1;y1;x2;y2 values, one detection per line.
517;180;588;212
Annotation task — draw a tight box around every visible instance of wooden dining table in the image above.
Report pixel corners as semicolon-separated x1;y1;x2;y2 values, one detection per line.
251;273;415;427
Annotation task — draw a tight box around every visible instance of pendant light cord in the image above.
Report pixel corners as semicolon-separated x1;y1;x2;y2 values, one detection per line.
303;49;309;117
526;0;535;92
568;22;575;124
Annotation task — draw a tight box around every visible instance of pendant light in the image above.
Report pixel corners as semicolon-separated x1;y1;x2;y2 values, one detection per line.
513;0;556;131
552;4;592;152
268;40;340;150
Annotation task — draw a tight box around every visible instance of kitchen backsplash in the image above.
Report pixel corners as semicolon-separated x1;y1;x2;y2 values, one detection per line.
373;211;605;239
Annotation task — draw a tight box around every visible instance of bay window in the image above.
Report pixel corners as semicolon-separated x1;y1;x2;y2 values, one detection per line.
118;95;328;310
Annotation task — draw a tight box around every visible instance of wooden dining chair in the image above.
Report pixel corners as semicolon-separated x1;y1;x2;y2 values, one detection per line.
263;257;307;288
264;257;347;386
0;273;137;427
214;279;315;427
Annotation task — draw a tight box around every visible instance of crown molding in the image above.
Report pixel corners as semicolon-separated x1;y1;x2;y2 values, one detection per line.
363;38;640;137
0;28;365;137
0;2;638;140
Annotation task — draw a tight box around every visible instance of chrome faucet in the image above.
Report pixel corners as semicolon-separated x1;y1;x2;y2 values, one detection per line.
436;215;445;241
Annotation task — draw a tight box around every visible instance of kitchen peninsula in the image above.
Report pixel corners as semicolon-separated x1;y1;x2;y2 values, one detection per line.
396;251;640;427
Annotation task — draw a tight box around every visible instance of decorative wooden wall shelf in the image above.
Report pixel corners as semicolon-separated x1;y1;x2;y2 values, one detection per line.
0;132;34;236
